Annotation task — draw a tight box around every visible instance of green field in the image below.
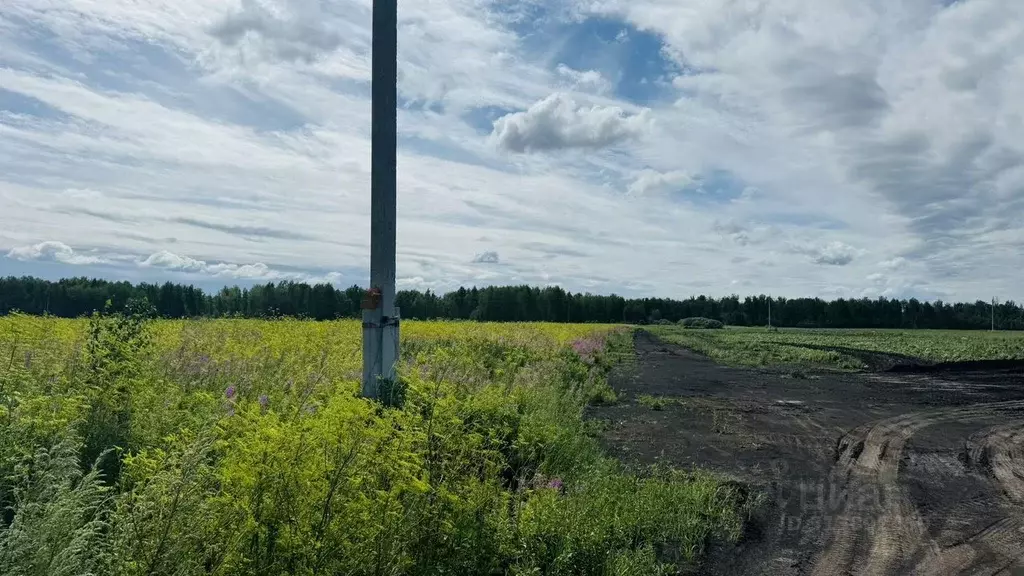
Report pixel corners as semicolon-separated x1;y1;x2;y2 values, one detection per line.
649;325;1024;370
0;313;744;576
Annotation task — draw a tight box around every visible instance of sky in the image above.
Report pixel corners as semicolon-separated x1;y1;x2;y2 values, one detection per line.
0;0;1022;301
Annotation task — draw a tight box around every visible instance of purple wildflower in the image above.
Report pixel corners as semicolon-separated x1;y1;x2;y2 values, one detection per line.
546;478;564;490
570;337;604;364
259;394;269;411
225;385;237;400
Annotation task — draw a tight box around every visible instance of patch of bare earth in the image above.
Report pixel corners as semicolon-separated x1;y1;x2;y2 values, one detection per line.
590;331;1024;575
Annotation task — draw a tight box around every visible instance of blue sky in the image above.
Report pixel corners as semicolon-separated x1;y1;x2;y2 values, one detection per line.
1;0;1022;300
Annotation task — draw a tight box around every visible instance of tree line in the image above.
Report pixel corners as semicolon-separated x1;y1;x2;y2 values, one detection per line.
1;275;1021;330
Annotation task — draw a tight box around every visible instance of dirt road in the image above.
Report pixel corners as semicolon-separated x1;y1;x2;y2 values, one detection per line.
593;331;1024;575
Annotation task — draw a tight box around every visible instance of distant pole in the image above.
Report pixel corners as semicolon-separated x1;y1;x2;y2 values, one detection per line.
362;0;400;398
768;296;772;328
992;297;996;332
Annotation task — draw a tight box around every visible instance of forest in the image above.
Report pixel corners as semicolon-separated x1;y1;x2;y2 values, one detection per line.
1;275;1021;330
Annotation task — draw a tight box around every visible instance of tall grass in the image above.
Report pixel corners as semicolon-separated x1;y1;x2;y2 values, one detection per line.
0;311;745;575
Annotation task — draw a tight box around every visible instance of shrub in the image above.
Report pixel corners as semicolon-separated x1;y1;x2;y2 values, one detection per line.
0;319;744;575
678;317;725;329
0;440;111;576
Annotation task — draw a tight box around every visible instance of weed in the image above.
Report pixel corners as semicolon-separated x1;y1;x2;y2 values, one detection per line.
637;395;673;411
0;317;744;575
711;409;740;435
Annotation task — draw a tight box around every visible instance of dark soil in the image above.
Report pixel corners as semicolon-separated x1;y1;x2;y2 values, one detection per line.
591;330;1024;576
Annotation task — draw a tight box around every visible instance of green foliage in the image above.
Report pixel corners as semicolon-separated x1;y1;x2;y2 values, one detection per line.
637;395;672;411
80;302;153;480
587;384;619;406
106;432;223;576
0;319;744;575
678;317;724;329
377;376;408;409
511;468;743;574
650;325;1024;369
0;440;111;576
8;275;1024;330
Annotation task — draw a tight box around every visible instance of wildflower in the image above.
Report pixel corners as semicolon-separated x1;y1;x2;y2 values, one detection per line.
259;394;269;411
570;337;604;364
546;478;564;491
225;385;236;400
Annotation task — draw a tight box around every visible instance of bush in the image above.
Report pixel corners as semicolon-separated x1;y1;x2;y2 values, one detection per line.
0;318;744;575
0;440;111;576
678;317;725;329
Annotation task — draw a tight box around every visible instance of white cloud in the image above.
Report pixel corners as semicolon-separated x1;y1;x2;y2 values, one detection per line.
628;169;693;196
472;250;500;264
209;0;348;64
556;64;612;95
141;250;207;272
206;262;275;279
139;249;340;283
491;93;652;152
793;241;862;267
6;241;107;265
879;257;907;270
0;0;1022;301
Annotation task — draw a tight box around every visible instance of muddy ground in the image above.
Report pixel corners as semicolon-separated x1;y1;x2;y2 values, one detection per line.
592;331;1024;576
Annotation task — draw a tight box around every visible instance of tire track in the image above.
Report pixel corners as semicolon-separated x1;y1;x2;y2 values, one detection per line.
812;401;1024;576
911;422;1024;575
982;424;1024;503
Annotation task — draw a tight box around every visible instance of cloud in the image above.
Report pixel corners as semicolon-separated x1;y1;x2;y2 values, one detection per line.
6;241;107;265
206;262;277;280
1;0;1023;302
472;251;500;264
713;220;761;246
171;217;315;241
52;206;134;224
555;64;611;94
879;257;907;270
140;249;339;282
628;169;693;196
209;0;346;63
141;250;208;272
795;241;861;267
491;93;651;152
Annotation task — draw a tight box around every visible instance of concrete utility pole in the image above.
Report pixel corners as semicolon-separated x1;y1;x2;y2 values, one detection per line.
992;297;996;332
362;0;399;398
